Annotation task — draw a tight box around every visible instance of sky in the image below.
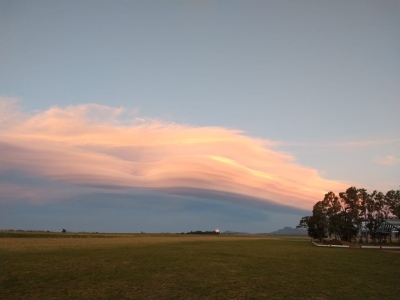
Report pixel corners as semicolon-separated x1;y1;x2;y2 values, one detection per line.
1;0;399;233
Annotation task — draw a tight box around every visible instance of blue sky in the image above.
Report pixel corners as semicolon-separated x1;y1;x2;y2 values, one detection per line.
1;0;399;233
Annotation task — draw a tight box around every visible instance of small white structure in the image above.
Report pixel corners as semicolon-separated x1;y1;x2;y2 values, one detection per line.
376;219;400;243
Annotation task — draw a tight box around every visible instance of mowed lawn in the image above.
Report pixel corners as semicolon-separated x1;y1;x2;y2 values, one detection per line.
0;233;399;299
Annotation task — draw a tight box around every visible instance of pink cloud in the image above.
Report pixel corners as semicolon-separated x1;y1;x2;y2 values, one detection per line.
0;100;348;210
377;155;399;166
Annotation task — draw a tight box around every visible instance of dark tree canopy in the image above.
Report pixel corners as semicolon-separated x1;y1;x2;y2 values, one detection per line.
297;187;400;242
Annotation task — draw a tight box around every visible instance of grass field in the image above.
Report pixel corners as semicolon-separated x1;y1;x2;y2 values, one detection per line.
1;232;399;299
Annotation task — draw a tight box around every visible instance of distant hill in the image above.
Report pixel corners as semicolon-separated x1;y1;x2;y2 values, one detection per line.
267;226;307;236
221;227;308;236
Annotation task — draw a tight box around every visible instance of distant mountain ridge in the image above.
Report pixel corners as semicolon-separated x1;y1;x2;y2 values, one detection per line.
267;226;307;235
220;227;308;236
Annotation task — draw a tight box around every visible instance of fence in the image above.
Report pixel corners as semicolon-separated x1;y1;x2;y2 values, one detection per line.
311;240;400;249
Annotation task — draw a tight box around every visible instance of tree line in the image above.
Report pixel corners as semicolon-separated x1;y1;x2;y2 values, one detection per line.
186;230;220;235
297;186;400;243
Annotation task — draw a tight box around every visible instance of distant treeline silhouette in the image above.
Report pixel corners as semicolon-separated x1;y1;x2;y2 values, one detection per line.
186;230;220;235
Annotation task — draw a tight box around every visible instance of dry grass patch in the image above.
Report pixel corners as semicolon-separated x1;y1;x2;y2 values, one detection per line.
0;232;259;252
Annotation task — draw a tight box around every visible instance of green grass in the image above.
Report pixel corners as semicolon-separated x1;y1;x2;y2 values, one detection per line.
0;233;399;299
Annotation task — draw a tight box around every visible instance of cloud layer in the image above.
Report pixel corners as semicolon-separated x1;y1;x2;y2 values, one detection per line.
0;99;347;210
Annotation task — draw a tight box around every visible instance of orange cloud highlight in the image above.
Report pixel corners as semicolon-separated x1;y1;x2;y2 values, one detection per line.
0;100;348;210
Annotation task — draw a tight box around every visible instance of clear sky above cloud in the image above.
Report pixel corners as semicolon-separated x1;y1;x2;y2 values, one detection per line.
1;0;399;233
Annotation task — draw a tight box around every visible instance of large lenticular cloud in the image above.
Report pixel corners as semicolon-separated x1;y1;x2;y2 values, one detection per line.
0;99;347;210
